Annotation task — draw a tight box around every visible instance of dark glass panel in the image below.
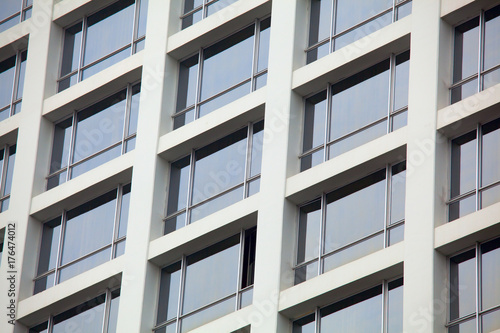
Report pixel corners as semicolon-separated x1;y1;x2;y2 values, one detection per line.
294;261;318;285
128;84;141;136
181;10;202;30
334;12;392;51
450;131;477;198
0;55;16;108
118;183;131;238
61;23;83;77
58;247;111;283
394;51;410;111
3;145;16;196
164;212;186;235
50;117;72;173
480;238;500;310
29;322;48;333
481;118;500;186
484;5;500;70
37;217;62;275
157;261;182;324
297;199;321;264
70;145;121;179
250;120;264;177
308;0;332;46
107;289;121;333
449;249;476;321
15;50;27;100
390;162;406;224
453;18;479;83
300;149;324;171
306;43;329;64
449;195;476;222
387;278;404;333
451;79;478;103
293;313;316;333
198;81;251;117
241;227;256;288
176;55;198;112
190;185;243;222
257;18;271;72
303;91;327;152
167;156;190;215
137;0;149;37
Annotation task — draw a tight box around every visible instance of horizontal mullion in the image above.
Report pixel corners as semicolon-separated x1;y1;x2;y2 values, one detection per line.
322;229;385;259
80;43;132;72
198;77;252;106
332;7;393;40
481;62;500;76
445;313;476;328
69;140;123;169
300;145;325;158
164;208;188;221
58;70;78;82
188;182;244;210
451;74;479;89
34;268;56;280
180;5;203;19
247;174;261;182
391;106;408;115
57;243;113;271
46;167;69;179
479;179;500;192
0;12;21;25
179;292;237;319
173;105;195;118
388;219;405;228
294;257;319;270
305;38;330;53
327;116;388;147
447;190;476;205
152;318;177;331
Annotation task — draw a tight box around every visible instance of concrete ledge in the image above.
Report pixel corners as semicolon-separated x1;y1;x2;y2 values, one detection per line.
437;83;500;138
17;256;124;327
167;0;271;59
0;114;20;145
278;242;404;319
441;0;499;24
158;88;266;162
149;194;259;267
292;16;411;97
286;127;407;205
435;201;500;256
0;20;30;52
42;51;143;122
30;151;134;221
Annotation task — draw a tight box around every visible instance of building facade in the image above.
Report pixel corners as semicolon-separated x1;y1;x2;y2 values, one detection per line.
0;0;499;332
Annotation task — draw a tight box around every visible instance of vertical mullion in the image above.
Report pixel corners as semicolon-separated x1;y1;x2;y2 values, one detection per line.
177;256;187;333
0;146;8;198
202;0;207;19
111;186;122;260
315;307;321;333
9;51;21;116
67;112;78;182
131;0;140;53
102;289;112;333
122;85;132;155
384;165;391;247
324;84;332;162
475;243;480;333
47;316;54;333
476;124;482;211
236;230;245;310
330;0;337;52
78;18;88;83
478;11;484;93
392;0;396;22
251;20;259;91
55;211;67;287
388;54;396;133
382;280;388;333
318;193;326;276
243;123;252;198
195;49;204;120
185;150;196;226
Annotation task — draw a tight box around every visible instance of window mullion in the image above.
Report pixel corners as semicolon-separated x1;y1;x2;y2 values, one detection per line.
315;307;321;333
78;18;88;83
392;0;396;22
47;315;54;333
318;193;327;276
250;20;259;91
185;150;195;226
131;0;140;52
102;289;112;333
122;85;132;154
236;229;245;311
478;10;485;92
0;146;8;197
475;242;481;333
177;256;187;333
111;186;123;260
388;54;396;133
67;111;78;182
324;84;332;162
195;48;204;120
243;123;252;198
384;165;391;247
382;280;388;333
55;211;67;287
9;52;21;116
476;124;482;211
330;0;337;53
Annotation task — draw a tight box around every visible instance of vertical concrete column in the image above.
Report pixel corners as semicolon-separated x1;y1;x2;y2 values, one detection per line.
0;1;56;332
403;1;448;332
251;0;304;332
115;0;174;332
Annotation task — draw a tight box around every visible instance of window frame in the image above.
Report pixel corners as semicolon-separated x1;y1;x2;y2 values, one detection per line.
47;82;140;190
0;144;16;212
180;0;238;29
173;17;270;129
164;120;263;234
0;0;32;33
0;50;27;121
33;184;130;294
446;237;500;332
57;0;148;92
450;4;500;104
154;228;256;333
299;51;409;171
294;162;406;284
305;0;412;64
292;277;404;333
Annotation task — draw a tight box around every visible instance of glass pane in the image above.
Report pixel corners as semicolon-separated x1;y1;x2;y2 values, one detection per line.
47;171;67;190
182;9;203;30
481;183;500;209
16;51;27;99
392;110;407;131
173;108;195;129
240;288;253;308
206;0;238;16
250;121;264;177
61;190;117;264
125;137;135;152
198;81;251;118
157;262;181;324
301;149;324;171
182;236;239;314
394;51;410;111
0;107;9;122
29;322;48;333
52;295;105;333
484;6;500;70
449;195;476;222
167;156;190;215
387;279;404;333
70;145;121;178
450;131;477;198
293;314;316;333
50;117;73;173
118;184;131;238
329;120;387;158
255;72;267;90
114;240;126;257
37;217;62;275
0;1;20;22
309;0;332;46
335;0;392;33
307;42;330;64
323;233;384;272
247;178;260;197
320;286;382;333
297;200;321;264
0;55;16;108
449;249;476;321
390;162;406;224
334;12;392;51
164;212;186;235
200;25;254;101
294;261;318;285
176;56;198;112
58;74;78;92
397;1;412;20
33;273;55;294
81;47;131;80
137;0;149;37
388;224;404;246
453;18;479;83
303;91;327;152
61;23;83;77
482;308;500;333
190;186;243;223
84;0;134;66
180;296;235;333
483;66;500;90
23;7;31;20
330;60;389;140
154;323;177;333
73;90;127;163
127;84;141;136
107;290;121;333
192;128;247;205
183;0;203;14
448;318;476;333
481;238;500;310
0;15;19;34
451;79;478;103
481;119;500;186
3;145;16;196
257;18;271;72
58;247;111;283
324;170;386;253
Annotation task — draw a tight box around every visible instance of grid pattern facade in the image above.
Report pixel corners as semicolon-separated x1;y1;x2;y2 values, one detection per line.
0;0;500;332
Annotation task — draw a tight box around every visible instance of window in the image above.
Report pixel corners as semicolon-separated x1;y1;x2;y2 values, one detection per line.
306;0;411;64
47;83;140;190
0;0;32;33
451;5;500;103
181;0;239;29
448;237;500;332
154;228;256;333
0;144;16;212
295;162;405;284
449;118;500;221
0;50;27;121
165;121;263;234
301;52;409;171
34;184;130;294
293;278;403;333
174;18;270;129
58;0;148;92
29;288;121;333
